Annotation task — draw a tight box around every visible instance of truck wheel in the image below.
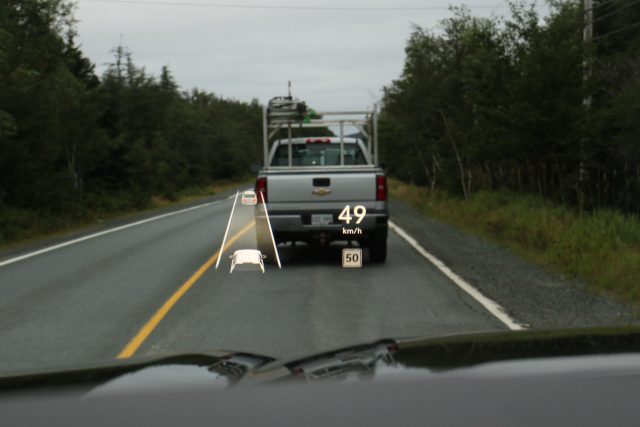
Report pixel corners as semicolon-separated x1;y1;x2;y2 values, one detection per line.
257;240;271;255
255;225;273;261
369;241;387;263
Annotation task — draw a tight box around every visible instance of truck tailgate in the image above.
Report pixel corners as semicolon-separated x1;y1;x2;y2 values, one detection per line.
266;168;379;203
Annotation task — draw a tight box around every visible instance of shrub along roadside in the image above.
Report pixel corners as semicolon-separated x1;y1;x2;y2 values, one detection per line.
389;178;640;306
0;177;252;251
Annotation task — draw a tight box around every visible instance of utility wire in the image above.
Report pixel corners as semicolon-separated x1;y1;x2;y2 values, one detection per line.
583;0;617;14
591;0;640;25
77;0;517;11
593;20;640;39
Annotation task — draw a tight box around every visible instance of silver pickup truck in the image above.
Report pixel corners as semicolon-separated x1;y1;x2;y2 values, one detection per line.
254;101;388;263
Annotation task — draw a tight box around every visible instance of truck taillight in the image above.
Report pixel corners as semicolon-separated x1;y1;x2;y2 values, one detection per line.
255;177;267;203
305;138;331;144
376;175;387;201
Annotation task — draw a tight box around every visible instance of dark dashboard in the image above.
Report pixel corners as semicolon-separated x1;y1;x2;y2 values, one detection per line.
2;328;640;426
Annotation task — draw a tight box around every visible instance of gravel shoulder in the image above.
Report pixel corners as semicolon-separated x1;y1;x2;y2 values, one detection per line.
389;198;640;329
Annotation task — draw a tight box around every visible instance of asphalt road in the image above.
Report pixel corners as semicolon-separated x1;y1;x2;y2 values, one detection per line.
0;189;505;375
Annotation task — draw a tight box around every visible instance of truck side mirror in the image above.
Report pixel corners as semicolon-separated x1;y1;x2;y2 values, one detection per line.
250;163;261;174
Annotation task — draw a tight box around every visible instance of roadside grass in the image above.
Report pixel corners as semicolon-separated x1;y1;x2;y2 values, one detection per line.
150;179;253;208
0;177;253;252
389;178;640;306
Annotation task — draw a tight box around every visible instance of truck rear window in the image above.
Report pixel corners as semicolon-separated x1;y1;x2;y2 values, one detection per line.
271;144;367;166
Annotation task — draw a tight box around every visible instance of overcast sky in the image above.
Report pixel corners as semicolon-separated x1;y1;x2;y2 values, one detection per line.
73;0;549;112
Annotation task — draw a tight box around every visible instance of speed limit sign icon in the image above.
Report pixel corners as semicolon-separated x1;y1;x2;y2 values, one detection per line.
342;248;362;268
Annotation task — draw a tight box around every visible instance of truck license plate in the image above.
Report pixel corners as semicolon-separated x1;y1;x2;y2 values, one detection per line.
311;214;333;225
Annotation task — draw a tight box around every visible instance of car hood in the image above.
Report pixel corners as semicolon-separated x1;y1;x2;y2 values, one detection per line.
3;327;640;395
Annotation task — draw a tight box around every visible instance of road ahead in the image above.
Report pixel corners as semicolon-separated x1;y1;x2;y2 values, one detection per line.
0;189;506;374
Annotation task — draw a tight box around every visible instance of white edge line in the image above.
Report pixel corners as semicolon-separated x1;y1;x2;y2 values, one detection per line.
0;198;229;269
215;191;239;270
389;221;526;331
259;192;282;269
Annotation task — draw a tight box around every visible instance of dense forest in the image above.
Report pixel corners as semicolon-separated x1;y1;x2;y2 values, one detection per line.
2;0;639;243
380;0;640;213
0;0;263;242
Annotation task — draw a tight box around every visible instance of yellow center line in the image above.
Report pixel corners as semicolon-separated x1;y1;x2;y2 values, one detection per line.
117;220;256;359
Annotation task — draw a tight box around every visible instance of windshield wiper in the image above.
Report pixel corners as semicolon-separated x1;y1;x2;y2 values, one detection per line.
209;354;274;383
288;341;398;382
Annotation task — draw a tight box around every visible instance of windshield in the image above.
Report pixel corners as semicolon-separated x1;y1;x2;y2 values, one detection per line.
0;0;639;385
271;143;368;166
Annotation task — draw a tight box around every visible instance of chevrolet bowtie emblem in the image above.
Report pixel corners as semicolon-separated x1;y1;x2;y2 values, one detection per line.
312;188;332;196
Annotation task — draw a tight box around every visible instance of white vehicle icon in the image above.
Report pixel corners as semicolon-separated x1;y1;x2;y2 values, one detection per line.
229;249;267;273
241;190;258;205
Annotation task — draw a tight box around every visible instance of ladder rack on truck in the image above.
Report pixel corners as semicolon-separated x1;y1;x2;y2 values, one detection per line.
262;98;380;169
